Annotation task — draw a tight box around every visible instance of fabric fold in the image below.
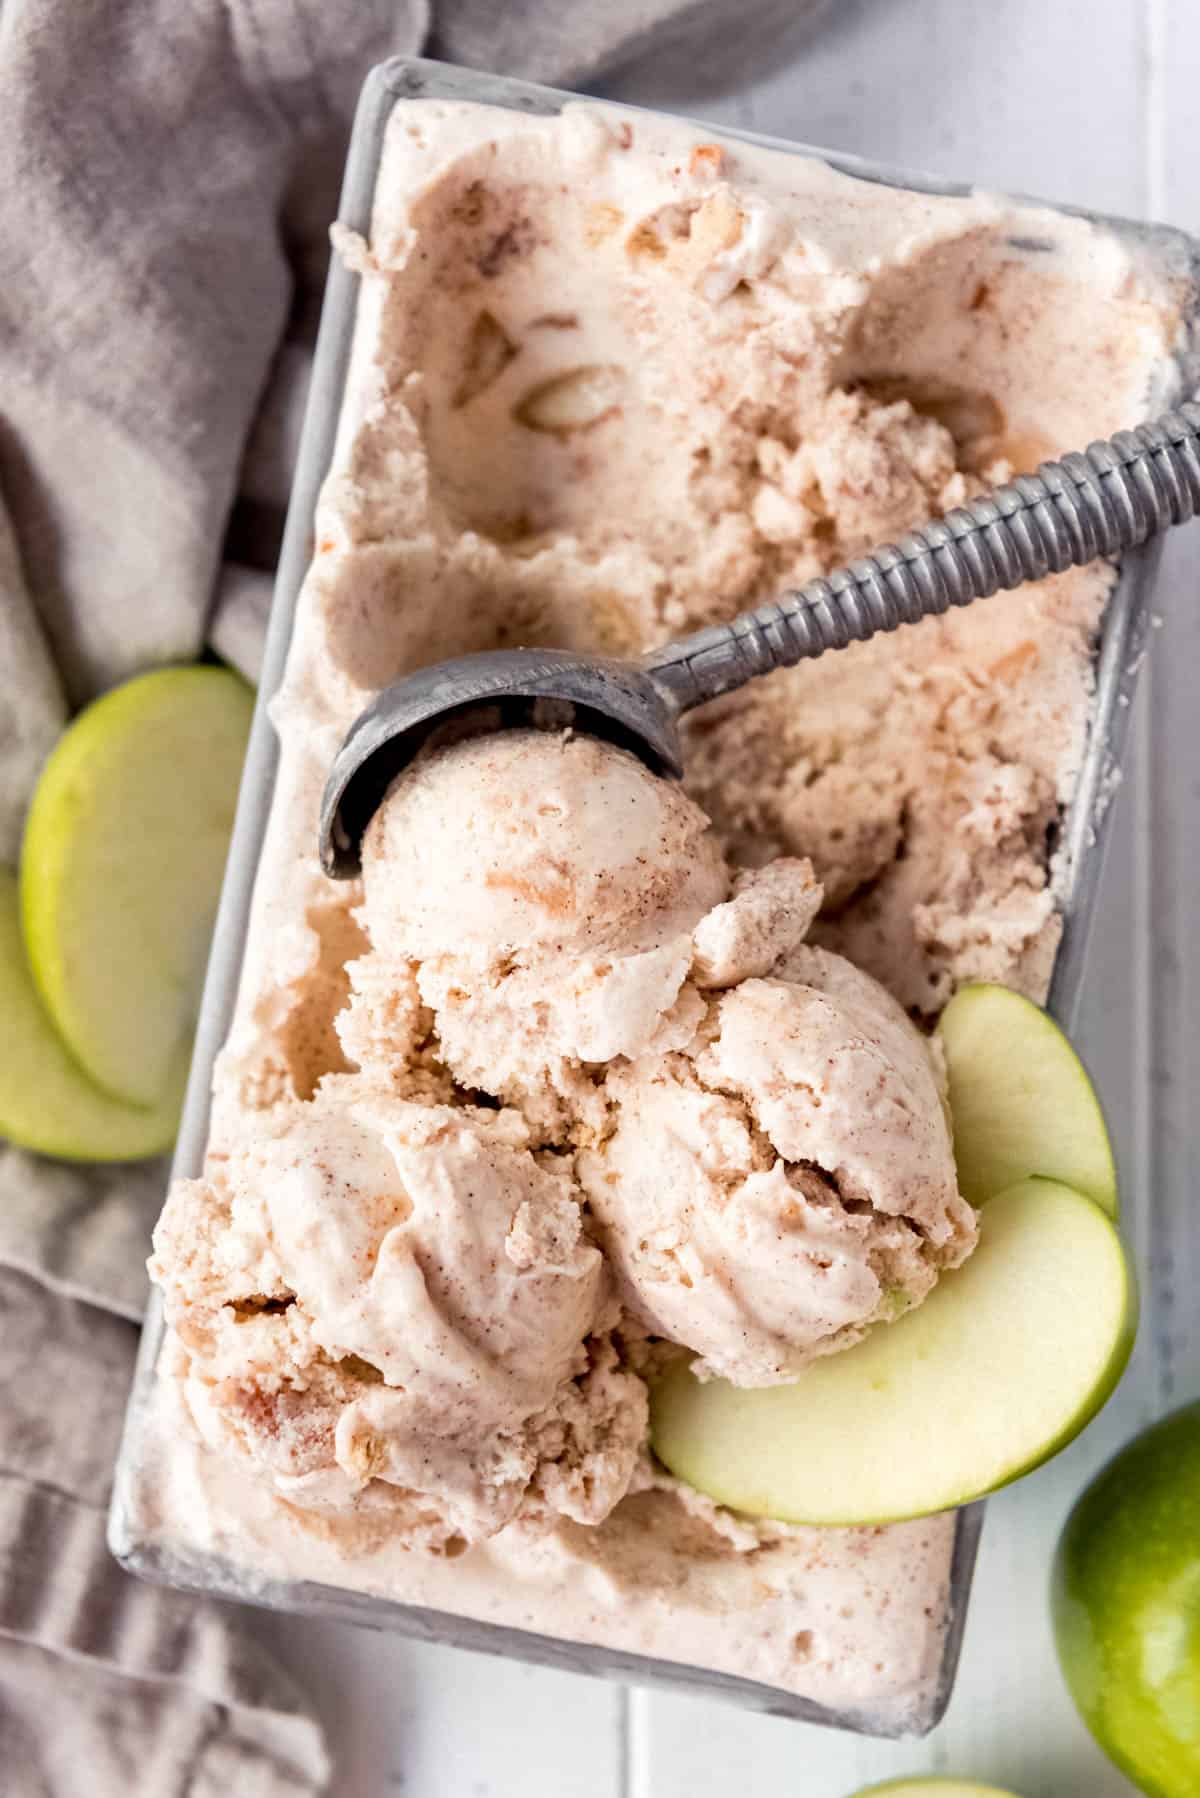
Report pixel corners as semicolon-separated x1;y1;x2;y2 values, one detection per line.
0;1267;329;1792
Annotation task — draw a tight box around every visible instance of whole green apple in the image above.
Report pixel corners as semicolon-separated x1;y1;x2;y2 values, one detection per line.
1052;1401;1200;1797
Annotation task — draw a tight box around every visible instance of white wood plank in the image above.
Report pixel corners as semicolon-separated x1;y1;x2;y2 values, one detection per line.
610;0;1145;217
1148;0;1200;1412
250;1611;627;1798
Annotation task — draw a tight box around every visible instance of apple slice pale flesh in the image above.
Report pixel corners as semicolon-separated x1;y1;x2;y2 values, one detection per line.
651;1179;1135;1527
21;666;253;1108
0;869;185;1160
935;983;1117;1215
849;1783;1022;1797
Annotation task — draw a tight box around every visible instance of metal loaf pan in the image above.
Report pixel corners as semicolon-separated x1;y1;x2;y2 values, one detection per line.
109;57;1200;1737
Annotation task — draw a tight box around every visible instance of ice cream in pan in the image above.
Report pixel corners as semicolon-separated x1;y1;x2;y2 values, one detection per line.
131;92;1190;1725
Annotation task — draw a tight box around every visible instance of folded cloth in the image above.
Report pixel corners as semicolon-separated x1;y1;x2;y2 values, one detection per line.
0;1;814;1791
0;478;333;1795
429;0;834;95
0;1268;328;1795
0;511;65;868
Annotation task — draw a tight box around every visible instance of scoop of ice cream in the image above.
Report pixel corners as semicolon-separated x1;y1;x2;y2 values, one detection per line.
361;729;727;963
152;1078;645;1547
347;730;729;1135
579;944;975;1386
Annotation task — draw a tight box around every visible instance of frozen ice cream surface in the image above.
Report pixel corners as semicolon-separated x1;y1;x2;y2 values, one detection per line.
152;1080;645;1549
581;944;974;1386
359;730;726;967
313;100;1178;1017
126;95;1188;1725
348;730;726;1134
346;737;971;1388
155;742;968;1538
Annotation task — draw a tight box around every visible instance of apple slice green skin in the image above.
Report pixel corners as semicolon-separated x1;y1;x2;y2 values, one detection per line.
1053;1400;1200;1798
849;1782;1022;1798
21;666;253;1109
936;982;1117;1215
0;869;185;1161
651;1179;1136;1528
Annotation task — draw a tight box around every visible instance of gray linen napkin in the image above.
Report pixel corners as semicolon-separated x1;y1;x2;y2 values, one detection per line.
0;1;819;1791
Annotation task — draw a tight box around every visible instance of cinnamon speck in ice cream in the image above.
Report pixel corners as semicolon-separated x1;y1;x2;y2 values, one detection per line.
126;96;1185;1730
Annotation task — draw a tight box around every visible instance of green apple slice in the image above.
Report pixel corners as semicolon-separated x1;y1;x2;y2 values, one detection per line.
21;666;253;1108
651;1178;1135;1526
936;983;1117;1215
849;1783;1022;1797
0;869;185;1160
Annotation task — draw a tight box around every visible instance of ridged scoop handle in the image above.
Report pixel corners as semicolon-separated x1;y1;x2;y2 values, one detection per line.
644;401;1200;714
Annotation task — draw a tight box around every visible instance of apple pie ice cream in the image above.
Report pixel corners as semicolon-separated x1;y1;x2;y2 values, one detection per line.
154;1084;647;1550
124;92;1186;1729
582;935;975;1386
347;728;728;1137
348;736;976;1396
155;731;973;1554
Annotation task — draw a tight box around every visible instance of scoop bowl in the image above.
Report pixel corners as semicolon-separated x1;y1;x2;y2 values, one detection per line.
319;647;685;878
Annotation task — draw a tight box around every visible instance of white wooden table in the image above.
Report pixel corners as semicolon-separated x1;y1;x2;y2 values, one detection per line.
250;4;1200;1791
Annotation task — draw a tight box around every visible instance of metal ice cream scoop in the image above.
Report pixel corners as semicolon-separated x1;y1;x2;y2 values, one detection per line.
320;400;1200;877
